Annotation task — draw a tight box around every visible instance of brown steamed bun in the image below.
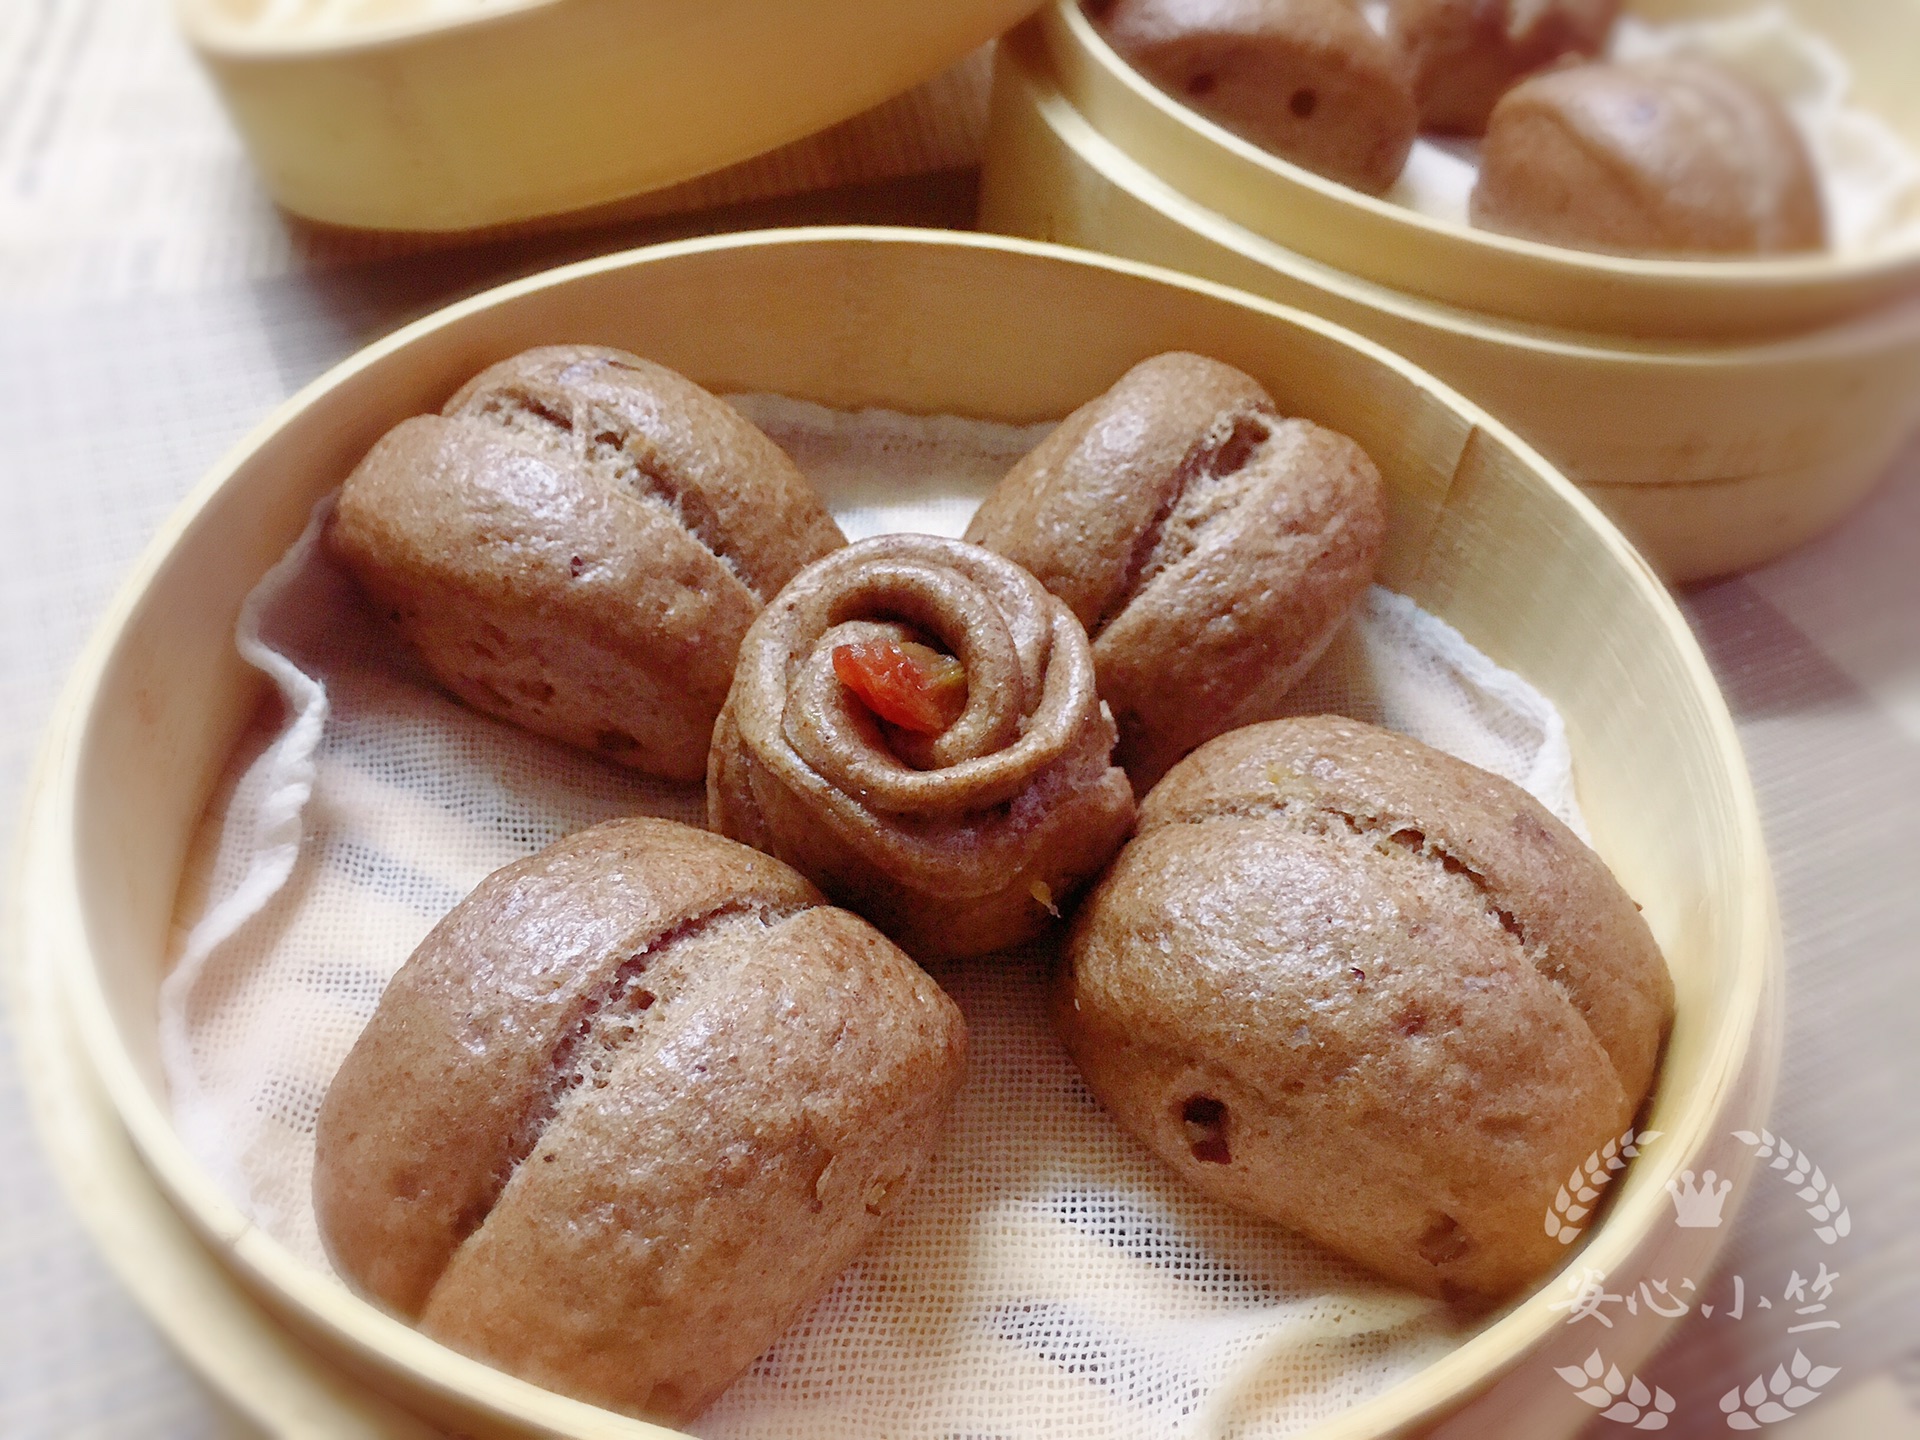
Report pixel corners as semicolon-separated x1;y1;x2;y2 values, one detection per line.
708;534;1135;962
1387;0;1621;135
1056;716;1674;1300
1095;0;1419;194
327;344;846;782
1470;58;1827;255
965;351;1386;793
314;818;966;1422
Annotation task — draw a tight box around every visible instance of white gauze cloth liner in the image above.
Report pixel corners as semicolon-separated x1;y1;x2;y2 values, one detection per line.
160;395;1591;1440
1365;2;1920;254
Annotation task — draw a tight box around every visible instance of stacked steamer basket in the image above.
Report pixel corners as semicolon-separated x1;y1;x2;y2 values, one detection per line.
176;0;1042;231
978;0;1920;581
12;230;1779;1439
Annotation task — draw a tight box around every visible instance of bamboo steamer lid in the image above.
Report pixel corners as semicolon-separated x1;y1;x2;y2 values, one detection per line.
13;230;1777;1438
178;0;1041;231
979;34;1920;581
1027;0;1920;341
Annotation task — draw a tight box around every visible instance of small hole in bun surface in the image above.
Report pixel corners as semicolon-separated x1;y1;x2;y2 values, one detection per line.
1417;1213;1472;1265
1180;1094;1232;1164
1290;88;1318;118
1211;415;1270;476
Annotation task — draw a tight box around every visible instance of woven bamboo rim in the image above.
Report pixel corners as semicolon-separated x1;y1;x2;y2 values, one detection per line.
1036;0;1920;340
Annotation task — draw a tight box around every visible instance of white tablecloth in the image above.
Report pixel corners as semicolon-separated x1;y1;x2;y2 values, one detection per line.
2;2;1916;1436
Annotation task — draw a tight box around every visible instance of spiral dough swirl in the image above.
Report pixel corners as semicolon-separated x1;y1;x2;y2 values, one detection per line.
708;536;1136;960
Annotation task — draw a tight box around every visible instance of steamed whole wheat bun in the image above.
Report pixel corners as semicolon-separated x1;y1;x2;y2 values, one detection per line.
1470;59;1827;255
708;534;1135;962
327;345;846;782
1387;0;1621;135
1056;717;1674;1300
314;818;966;1421
965;352;1386;793
1096;0;1418;194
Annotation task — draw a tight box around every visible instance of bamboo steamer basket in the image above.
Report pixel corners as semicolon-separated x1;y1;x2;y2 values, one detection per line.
1025;0;1920;340
978;29;1920;583
177;0;1040;231
10;229;1778;1439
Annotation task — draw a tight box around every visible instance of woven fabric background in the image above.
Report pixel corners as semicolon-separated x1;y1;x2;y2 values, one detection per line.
2;0;1918;1436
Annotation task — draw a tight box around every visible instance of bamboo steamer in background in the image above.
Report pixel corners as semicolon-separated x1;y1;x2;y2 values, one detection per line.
12;230;1778;1439
979;24;1920;582
178;0;1040;231
1027;0;1920;340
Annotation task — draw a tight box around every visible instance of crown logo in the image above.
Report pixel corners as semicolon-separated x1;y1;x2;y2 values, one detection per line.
1666;1169;1733;1228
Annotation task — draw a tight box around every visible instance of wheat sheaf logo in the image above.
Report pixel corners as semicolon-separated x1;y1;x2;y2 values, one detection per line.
1546;1128;1661;1244
1719;1351;1842;1428
1555;1350;1677;1429
1731;1130;1850;1244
